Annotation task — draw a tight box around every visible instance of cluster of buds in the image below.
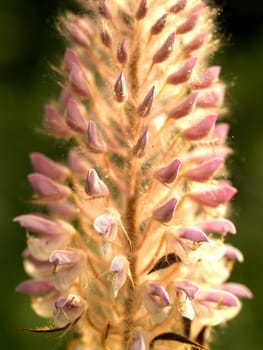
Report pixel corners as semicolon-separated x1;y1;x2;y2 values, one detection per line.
15;0;252;349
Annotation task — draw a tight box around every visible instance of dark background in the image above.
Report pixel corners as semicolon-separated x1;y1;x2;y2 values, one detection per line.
0;0;262;349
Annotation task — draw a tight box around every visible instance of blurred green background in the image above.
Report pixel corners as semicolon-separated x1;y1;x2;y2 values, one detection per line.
0;0;262;349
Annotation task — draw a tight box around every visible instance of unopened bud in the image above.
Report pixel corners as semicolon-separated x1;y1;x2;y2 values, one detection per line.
184;157;223;182
98;0;112;20
137;86;155;118
184;32;207;54
191;66;221;90
136;0;147;20
169;92;198;119
190;184;237;208
167;56;198;85
114;71;127;103
86;121;107;153
155;158;181;184
100;29;112;48
85;169;109;198
153;197;177;223
132;128;148;158
44;105;72;139
28;173;71;201
181;114;217;140
150;14;167;36
176;14;199;35
65;98;88;134
30;153;70;181
117;39;128;64
152;32;176;64
169;0;187;14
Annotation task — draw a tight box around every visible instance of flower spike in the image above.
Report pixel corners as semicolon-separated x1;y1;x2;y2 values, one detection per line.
15;1;251;349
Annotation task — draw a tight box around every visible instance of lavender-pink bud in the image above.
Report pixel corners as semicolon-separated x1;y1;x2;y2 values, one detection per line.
153;198;177;223
86;120;107;153
85;169;109;198
152;32;176;64
30;153;70;181
28;173;71;201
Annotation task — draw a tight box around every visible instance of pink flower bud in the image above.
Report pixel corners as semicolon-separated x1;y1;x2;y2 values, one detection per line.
152;32;176;64
181;114;217;140
179;227;209;243
169;0;187;14
86;120;107;153
150;14;167;35
30;153;70;181
190;66;221;89
169;92;198;119
100;29;112;48
43;105;72;138
132;128;148;158
155;158;181;184
137;86;155;118
67;17;91;48
167;57;198;85
54;294;86;327
136;0;147;20
48;201;77;220
196;85;225;108
224;244;244;262
98;0;112;20
85;169;109;198
200;218;236;236
14;214;64;235
67;149;89;175
66;98;88;134
190;184;237;208
184;32;207;54
16;279;54;296
117;39;128;64
28;173;71;201
153;197;177;223
219;283;253;299
176;14;199;35
184;157;223;182
212;122;230;140
64;49;91;98
114;71;127;103
109;255;129;297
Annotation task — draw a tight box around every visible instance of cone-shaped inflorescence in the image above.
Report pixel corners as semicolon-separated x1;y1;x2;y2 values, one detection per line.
15;1;251;349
